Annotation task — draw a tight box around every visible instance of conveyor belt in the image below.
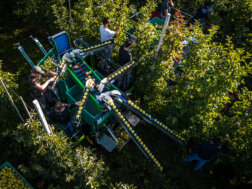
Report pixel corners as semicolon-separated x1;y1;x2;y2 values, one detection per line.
79;39;114;57
69;62;100;87
73;87;90;126
103;59;138;86
114;95;184;145
104;99;163;171
51;57;68;89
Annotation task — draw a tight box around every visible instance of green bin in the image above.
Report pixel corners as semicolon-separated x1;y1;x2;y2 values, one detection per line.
66;85;107;131
58;76;76;101
149;17;165;26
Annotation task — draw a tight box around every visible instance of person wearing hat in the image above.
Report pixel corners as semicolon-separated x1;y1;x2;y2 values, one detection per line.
187;7;214;27
28;66;58;108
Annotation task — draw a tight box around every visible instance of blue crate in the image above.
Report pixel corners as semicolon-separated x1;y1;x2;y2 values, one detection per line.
50;31;72;58
0;161;33;189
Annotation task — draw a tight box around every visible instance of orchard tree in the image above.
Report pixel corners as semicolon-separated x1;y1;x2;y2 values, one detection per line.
214;88;252;184
0;60;21;132
52;0;160;45
135;11;250;136
52;0;137;43
134;10;252;185
134;11;188;119
173;0;251;49
13;117;136;188
0;61;18;99
14;0;59;34
52;0;161;68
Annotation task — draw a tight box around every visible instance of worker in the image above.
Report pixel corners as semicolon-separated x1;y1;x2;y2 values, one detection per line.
185;136;229;171
100;18;119;71
117;39;135;90
100;18;119;42
49;101;81;137
28;66;57;108
186;7;214;27
161;0;174;19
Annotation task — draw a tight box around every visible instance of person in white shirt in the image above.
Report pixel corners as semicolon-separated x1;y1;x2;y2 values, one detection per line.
100;18;119;42
100;18;119;71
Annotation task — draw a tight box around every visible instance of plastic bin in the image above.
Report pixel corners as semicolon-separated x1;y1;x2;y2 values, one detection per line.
0;161;33;189
150;17;165;26
66;85;103;131
66;84;82;104
58;76;76;100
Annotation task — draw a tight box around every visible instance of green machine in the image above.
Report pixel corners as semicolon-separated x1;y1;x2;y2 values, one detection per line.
18;29;184;171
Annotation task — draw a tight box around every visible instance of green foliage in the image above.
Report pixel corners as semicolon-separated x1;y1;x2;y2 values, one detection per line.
13;116;136;188
0;61;18;98
175;0;252;49
209;0;251;49
0;60;21;133
135;12;252;184
215;88;252;182
52;0;160;48
52;0;137;44
14;0;59;34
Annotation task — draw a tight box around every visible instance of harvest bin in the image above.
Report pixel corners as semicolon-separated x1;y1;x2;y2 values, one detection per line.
0;161;33;189
66;85;105;130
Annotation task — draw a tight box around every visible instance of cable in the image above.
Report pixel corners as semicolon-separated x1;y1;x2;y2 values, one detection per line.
171;7;193;18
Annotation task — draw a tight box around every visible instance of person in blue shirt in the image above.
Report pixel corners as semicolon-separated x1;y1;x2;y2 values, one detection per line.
185;136;229;171
187;7;213;27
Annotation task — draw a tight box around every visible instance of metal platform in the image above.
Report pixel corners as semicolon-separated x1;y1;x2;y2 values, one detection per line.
124;111;140;127
97;133;117;152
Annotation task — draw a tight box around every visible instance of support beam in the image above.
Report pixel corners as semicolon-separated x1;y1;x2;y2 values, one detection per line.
19;96;33;121
16;43;34;67
104;99;163;171
29;35;47;55
32;99;53;135
156;13;171;55
0;77;25;123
